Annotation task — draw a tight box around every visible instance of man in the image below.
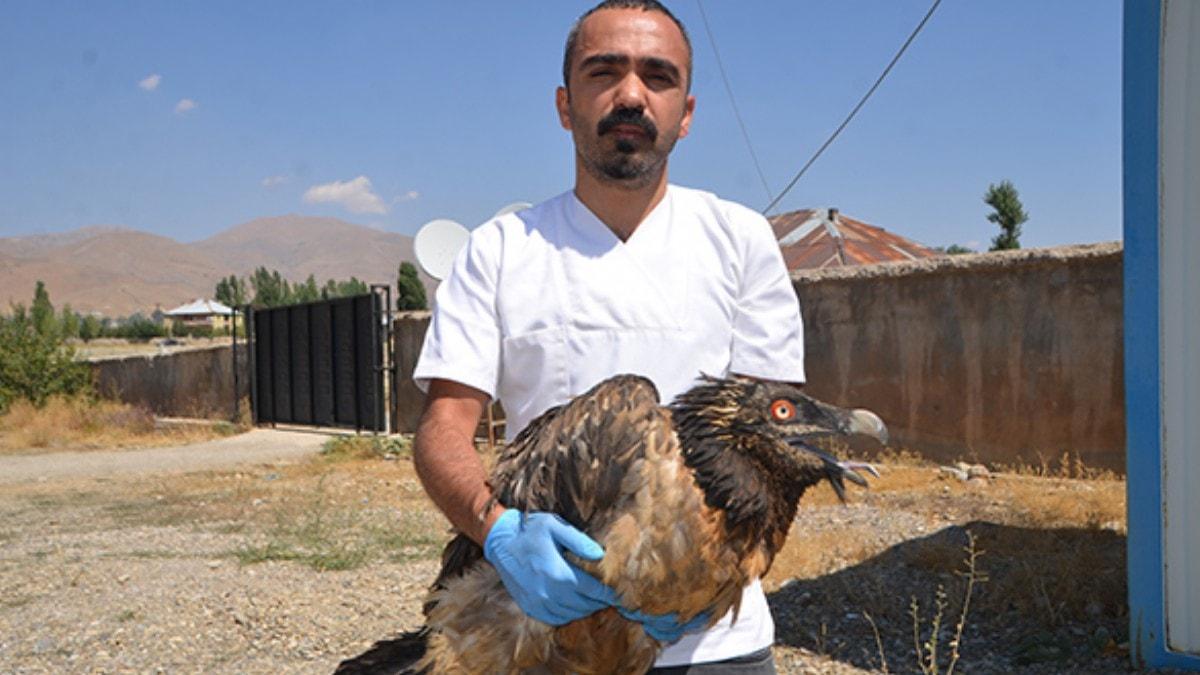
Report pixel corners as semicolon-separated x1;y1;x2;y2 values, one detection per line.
412;1;804;671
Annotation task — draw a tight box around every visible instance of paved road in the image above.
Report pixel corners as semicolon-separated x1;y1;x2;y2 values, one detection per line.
0;429;329;485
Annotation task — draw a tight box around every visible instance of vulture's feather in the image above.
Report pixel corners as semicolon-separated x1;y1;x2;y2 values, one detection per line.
336;374;885;675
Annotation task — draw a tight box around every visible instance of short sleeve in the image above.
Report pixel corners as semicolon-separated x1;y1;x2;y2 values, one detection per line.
729;210;806;383
412;225;503;398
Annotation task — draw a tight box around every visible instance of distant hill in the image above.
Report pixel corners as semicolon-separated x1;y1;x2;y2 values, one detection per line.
0;216;422;317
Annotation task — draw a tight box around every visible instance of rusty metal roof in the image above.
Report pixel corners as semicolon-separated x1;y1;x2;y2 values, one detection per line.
768;208;937;270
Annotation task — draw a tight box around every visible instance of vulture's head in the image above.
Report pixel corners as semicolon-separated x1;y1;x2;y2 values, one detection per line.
671;376;887;502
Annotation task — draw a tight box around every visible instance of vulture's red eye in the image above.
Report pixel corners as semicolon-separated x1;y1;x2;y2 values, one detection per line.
770;400;795;421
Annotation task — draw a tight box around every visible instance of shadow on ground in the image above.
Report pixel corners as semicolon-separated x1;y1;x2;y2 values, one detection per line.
768;521;1130;673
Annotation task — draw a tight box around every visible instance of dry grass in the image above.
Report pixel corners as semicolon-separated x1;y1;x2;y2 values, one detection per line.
997;450;1121;482
0;396;240;455
61;453;451;571
764;455;1128;672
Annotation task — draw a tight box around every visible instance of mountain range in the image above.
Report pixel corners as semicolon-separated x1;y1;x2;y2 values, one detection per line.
0;215;423;317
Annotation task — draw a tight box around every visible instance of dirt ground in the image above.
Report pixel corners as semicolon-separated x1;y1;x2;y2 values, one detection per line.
0;431;1150;674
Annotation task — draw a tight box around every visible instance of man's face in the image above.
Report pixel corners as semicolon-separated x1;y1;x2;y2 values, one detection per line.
556;8;696;189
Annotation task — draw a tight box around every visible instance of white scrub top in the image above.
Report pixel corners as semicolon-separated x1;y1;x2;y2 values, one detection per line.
413;184;806;666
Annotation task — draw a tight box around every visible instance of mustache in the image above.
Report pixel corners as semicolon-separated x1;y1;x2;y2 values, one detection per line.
597;108;657;141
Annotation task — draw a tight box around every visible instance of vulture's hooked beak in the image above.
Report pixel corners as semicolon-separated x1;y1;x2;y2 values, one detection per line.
786;408;887;501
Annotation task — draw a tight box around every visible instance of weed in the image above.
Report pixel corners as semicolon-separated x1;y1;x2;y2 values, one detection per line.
907;531;984;675
320;435;412;461
2;596;33;610
116;609;138;622
229;472;440;571
212;421;238;436
998;450;1119;481
864;612;890;674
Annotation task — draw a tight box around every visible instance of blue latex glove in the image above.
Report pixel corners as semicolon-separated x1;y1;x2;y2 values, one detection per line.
483;509;714;641
483;509;613;625
617;606;712;643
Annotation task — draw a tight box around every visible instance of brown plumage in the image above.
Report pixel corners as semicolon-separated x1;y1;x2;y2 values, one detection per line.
336;374;885;675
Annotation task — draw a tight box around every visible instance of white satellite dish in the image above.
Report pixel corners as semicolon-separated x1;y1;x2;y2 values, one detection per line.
414;218;469;281
493;201;533;219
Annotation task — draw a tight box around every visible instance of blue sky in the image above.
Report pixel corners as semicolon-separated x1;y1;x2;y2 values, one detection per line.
0;1;1121;250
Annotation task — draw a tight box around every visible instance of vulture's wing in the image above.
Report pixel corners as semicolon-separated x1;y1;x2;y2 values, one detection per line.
430;374;665;594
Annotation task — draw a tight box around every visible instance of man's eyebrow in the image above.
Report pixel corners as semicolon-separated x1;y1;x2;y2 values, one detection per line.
641;56;681;81
578;53;682;81
579;53;630;70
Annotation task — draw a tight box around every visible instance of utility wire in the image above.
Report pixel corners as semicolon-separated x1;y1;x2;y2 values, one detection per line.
696;0;774;203
761;0;944;215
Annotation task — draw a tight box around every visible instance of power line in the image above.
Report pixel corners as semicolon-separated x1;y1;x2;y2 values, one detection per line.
761;0;944;215
696;0;774;203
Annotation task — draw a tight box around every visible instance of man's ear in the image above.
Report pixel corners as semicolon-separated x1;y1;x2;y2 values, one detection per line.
556;86;572;130
678;94;696;139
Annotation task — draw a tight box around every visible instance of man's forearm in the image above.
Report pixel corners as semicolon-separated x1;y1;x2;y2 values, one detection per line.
414;414;504;545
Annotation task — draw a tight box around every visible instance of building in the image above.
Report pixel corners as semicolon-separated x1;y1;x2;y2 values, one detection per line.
164;298;238;333
1124;1;1200;667
768;207;937;271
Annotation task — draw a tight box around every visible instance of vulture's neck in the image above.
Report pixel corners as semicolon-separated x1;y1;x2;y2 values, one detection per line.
669;401;805;558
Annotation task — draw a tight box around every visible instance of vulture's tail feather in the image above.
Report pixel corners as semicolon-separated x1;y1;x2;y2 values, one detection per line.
333;627;430;675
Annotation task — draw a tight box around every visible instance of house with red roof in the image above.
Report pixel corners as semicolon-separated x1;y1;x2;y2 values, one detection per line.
768;207;937;271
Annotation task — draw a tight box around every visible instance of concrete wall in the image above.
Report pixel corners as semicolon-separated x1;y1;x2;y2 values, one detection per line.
794;243;1124;471
393;243;1125;471
91;343;249;419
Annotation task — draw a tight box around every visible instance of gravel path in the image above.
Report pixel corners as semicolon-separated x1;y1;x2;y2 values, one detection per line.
0;429;327;485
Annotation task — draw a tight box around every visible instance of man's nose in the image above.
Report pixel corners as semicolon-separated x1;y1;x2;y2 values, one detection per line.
611;72;648;110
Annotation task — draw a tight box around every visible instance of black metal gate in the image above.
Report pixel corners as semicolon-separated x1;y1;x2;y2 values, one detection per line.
248;289;393;432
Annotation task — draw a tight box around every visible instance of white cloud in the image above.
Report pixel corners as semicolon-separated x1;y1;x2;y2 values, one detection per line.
138;74;161;91
261;175;289;189
392;190;420;204
174;98;197;114
303;176;387;215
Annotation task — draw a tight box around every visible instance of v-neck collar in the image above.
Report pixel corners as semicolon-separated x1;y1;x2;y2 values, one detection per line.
566;187;674;251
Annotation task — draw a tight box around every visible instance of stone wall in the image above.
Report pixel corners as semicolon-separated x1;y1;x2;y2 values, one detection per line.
388;244;1127;472
90;343;249;420
794;243;1124;471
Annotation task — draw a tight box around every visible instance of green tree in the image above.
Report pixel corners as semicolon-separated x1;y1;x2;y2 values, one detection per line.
250;267;293;307
31;281;56;338
60;305;80;339
396;262;428;310
943;244;974;255
0;312;92;412
79;314;102;342
337;277;369;298
118;314;166;340
985;180;1028;251
294;274;321;303
321;278;339;300
215;275;249;307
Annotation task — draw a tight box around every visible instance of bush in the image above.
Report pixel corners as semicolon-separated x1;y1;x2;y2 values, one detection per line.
320;435;411;460
180;324;214;339
0;315;93;413
119;316;167;340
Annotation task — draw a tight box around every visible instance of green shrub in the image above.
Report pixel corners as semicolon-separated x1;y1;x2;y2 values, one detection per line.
320;435;412;460
0;314;93;413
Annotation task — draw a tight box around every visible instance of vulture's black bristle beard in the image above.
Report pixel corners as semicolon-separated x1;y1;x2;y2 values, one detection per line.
669;378;816;559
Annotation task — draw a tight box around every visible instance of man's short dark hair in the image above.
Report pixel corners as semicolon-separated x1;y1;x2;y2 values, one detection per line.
562;0;693;92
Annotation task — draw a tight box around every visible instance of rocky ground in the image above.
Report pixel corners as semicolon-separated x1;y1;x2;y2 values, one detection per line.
0;433;1158;674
